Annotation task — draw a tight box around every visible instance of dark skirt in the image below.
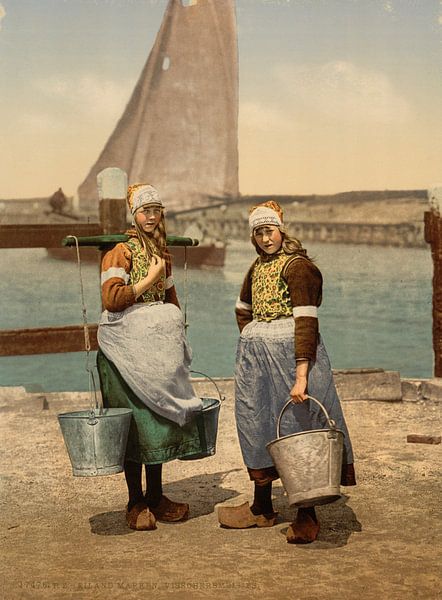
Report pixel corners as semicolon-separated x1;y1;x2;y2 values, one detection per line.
97;350;209;465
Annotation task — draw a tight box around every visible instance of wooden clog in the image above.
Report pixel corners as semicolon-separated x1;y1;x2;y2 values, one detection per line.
217;502;278;529
126;502;157;531
286;507;320;544
149;495;189;522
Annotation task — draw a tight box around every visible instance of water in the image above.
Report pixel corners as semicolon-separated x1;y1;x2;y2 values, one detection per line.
0;242;433;391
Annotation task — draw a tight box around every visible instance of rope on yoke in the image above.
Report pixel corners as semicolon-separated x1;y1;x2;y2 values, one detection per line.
66;235;102;418
183;245;189;329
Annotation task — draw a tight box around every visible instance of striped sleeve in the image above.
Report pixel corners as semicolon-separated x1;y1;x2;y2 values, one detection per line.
235;262;254;332
100;243;136;312
283;257;323;361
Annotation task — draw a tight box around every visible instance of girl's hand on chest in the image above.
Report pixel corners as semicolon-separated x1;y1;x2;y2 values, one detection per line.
148;256;166;282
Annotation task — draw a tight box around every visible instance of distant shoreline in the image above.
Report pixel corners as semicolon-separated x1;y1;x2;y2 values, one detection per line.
1;189;429;248
0;188;428;205
169;190;429;248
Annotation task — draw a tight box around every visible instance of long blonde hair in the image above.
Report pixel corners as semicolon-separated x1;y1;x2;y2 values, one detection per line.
127;182;169;265
251;228;310;260
133;209;170;265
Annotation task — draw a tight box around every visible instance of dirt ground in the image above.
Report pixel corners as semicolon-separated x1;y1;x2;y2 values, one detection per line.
0;380;441;600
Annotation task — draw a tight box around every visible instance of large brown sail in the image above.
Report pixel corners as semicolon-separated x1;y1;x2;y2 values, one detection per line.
78;0;239;213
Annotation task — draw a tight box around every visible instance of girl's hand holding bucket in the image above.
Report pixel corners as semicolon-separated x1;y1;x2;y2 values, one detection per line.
290;359;309;403
290;377;308;403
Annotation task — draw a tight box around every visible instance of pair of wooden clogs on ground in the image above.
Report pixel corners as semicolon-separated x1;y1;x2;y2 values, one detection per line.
217;502;320;544
126;496;319;543
126;495;189;530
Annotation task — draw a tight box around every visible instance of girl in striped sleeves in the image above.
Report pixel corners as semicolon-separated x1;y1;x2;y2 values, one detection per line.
97;183;203;531
218;201;356;543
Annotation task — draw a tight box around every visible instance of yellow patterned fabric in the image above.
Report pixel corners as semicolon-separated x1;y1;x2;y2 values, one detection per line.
251;251;292;321
126;237;166;303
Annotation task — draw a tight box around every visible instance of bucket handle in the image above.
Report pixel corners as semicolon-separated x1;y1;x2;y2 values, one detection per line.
277;395;336;439
190;370;225;402
87;369;103;426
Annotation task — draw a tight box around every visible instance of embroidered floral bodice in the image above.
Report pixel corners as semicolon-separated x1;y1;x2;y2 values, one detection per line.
126;238;166;303
251;251;292;321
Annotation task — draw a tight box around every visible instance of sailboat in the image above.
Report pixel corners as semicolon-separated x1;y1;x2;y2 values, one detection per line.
77;0;239;267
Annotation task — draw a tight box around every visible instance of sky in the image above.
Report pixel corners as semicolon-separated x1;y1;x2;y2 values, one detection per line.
0;0;441;199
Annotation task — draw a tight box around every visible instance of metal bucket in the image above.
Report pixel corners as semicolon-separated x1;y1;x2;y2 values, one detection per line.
58;407;132;477
266;396;344;507
180;372;223;461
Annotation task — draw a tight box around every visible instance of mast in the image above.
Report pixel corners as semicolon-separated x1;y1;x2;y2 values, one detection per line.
78;0;239;213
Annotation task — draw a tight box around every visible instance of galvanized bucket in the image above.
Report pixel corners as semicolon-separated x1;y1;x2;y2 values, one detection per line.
180;371;223;461
59;238;133;476
266;396;344;507
58;407;132;477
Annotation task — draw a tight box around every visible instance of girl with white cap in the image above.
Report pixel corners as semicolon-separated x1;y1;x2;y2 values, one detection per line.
97;183;203;531
218;201;356;543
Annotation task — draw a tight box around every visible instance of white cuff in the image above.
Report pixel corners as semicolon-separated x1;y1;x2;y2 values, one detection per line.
236;297;252;311
101;267;130;285
293;305;318;318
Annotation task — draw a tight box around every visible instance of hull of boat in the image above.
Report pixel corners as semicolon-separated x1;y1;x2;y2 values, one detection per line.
170;244;225;268
46;244;225;268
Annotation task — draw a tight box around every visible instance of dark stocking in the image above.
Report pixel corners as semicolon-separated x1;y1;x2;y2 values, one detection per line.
251;481;274;515
145;463;163;508
299;506;318;522
286;505;320;544
124;460;143;511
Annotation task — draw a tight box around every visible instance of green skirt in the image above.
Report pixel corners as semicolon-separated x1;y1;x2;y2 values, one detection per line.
97;350;208;464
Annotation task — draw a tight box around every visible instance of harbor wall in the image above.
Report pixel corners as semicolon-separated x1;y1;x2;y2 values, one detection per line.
169;215;426;248
1;370;441;402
